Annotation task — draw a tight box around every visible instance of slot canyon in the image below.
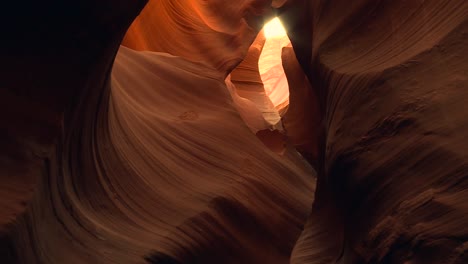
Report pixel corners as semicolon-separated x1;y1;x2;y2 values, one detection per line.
1;0;467;263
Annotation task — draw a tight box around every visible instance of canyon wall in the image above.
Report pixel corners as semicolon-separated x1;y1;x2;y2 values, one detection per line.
1;0;315;263
1;0;467;263
276;0;468;263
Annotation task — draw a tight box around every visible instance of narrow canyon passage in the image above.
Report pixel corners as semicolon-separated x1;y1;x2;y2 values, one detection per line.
1;0;467;263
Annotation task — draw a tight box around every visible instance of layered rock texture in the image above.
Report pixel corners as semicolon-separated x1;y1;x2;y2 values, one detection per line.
1;0;467;263
277;1;468;263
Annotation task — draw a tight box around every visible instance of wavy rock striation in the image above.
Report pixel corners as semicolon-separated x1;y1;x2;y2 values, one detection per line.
1;0;468;263
122;0;274;74
276;0;468;263
1;0;316;263
9;46;315;263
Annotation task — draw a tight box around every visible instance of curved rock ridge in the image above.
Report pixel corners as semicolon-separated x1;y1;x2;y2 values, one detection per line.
8;46;315;263
0;0;148;262
230;31;282;127
122;0;274;74
2;0;468;263
225;75;273;134
274;0;468;263
110;47;317;262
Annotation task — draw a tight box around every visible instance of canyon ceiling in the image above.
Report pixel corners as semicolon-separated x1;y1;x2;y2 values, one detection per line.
1;0;467;263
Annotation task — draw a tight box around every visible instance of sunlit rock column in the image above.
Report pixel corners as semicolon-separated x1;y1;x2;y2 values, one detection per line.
259;18;291;114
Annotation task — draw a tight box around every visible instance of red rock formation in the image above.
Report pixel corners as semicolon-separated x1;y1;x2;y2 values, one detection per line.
108;47;314;263
258;32;291;112
0;0;147;262
1;0;468;263
228;32;288;153
275;0;468;263
231;32;280;125
281;45;321;165
122;0;274;74
1;0;315;263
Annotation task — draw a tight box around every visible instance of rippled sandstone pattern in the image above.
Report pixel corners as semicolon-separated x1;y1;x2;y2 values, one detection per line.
1;0;315;263
1;0;468;263
275;0;468;263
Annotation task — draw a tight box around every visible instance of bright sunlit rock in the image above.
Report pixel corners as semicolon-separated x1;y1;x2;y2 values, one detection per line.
259;17;291;114
263;17;287;38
